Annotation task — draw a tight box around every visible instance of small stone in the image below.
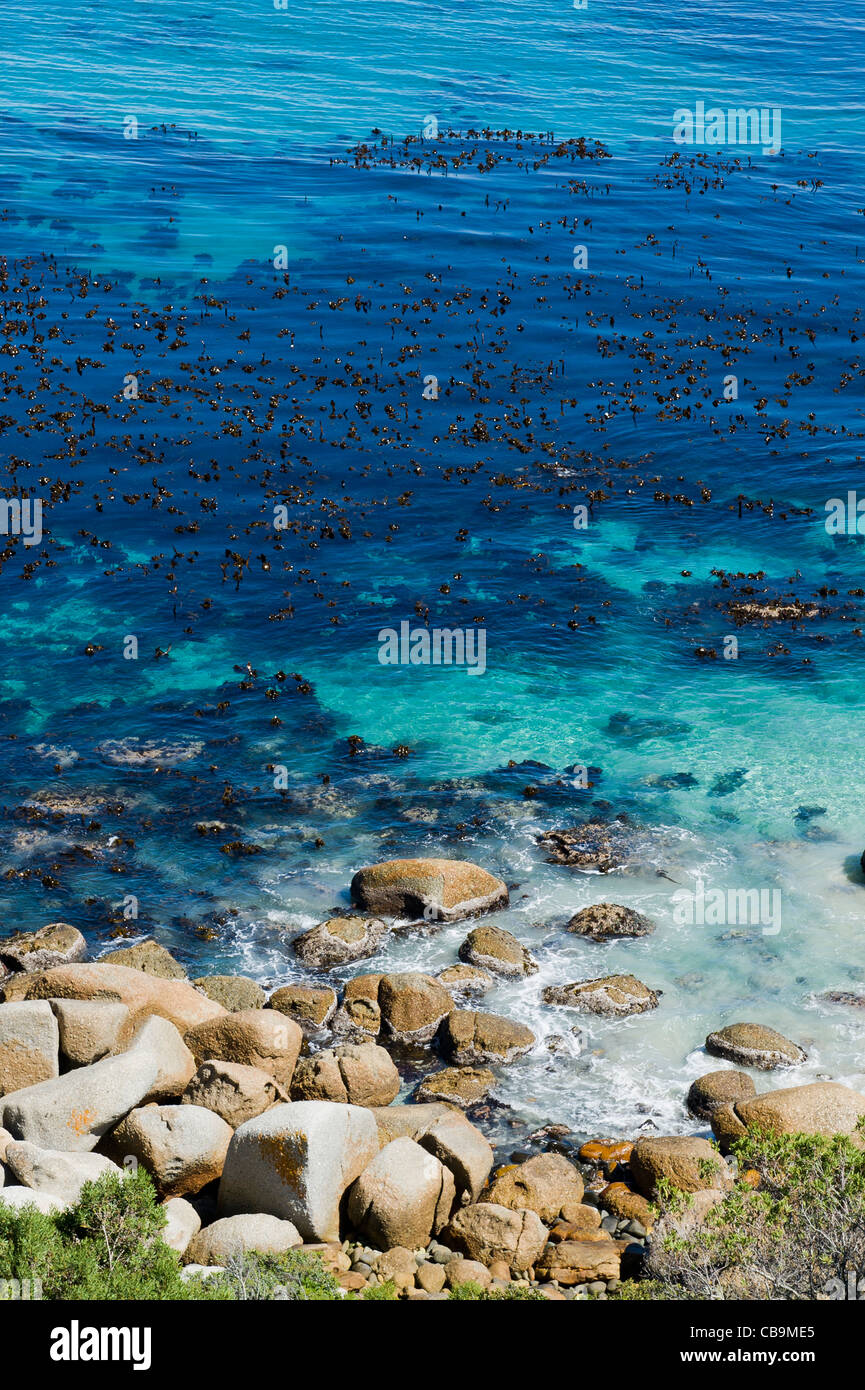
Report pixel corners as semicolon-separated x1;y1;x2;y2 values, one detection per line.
416;1261;447;1293
445;1257;491;1289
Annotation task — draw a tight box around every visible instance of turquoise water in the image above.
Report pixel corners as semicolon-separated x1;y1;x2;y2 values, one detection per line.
1;0;865;1141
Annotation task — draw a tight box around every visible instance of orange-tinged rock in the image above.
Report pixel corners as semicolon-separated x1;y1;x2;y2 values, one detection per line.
741;1168;761;1189
599;1181;654;1227
578;1139;633;1167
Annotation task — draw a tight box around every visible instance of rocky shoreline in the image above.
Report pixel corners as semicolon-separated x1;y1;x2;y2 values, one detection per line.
1;860;864;1301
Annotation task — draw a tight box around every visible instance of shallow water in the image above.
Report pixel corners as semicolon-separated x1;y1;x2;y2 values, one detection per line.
1;0;864;1145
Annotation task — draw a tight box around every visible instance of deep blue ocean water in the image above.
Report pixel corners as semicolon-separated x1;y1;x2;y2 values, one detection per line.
1;0;864;1141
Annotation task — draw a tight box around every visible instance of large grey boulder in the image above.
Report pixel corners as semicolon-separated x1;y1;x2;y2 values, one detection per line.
106;1104;233;1198
161;1196;201;1256
50;998;133;1067
184;1010;302;1090
186;1213;301;1266
217;1101;379;1241
3;1141;120;1204
0;1186;69;1215
182;1060;288;1128
0;1001;59;1097
366;1104;493;1203
346;1138;454;1248
417;1113;493;1203
1;1016;194;1151
3;962;224;1033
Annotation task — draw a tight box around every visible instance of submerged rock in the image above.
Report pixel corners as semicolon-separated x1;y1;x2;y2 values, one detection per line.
686;1069;757;1120
606;711;690;742
415;1066;495;1110
458;925;537;979
440;1010;535;1066
543;974;658;1017
293;916;387;970
566;902;655;941
705;1022;806;1070
350;857;508;922
0;923;86;974
539;823;628;872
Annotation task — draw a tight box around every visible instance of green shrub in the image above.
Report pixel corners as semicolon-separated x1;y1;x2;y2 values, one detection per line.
0;1168;223;1301
448;1281;544;1300
639;1125;865;1301
209;1249;343;1301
